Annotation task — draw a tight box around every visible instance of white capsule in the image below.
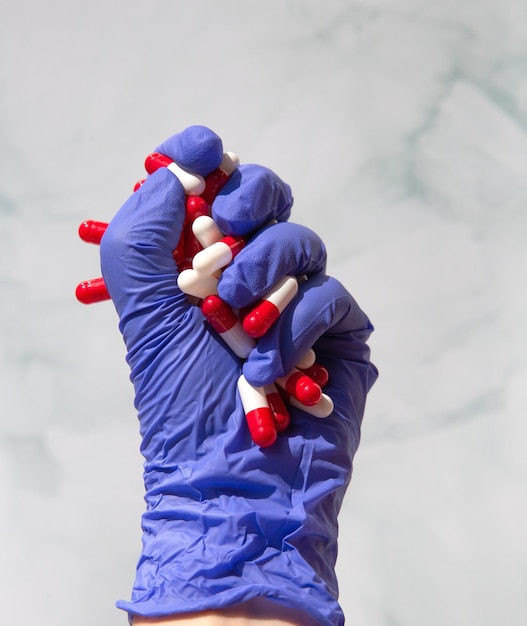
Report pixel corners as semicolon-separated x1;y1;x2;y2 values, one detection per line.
220;151;240;175
166;161;206;196
289;393;334;418
191;215;224;248
177;269;218;299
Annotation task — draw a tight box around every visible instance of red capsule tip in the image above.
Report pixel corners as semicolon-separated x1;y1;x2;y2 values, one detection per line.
222;235;245;257
201;295;238;333
144;152;172;175
78;220;108;245
285;371;322;406
75;278;110;304
242;300;280;338
299;363;330;388
245;407;277;447
200;168;231;204
185;196;210;222
266;391;290;432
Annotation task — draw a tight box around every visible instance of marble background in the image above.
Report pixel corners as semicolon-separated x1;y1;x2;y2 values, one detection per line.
1;1;525;624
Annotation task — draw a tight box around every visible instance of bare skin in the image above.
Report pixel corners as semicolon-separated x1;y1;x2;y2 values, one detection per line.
131;597;320;626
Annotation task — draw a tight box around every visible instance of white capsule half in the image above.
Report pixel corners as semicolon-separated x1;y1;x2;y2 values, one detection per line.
295;348;316;370
237;375;268;411
191;215;224;248
177;269;218;299
167;161;206;196
265;275;298;312
220;151;240;175
289;393;334;418
193;241;234;275
221;325;255;359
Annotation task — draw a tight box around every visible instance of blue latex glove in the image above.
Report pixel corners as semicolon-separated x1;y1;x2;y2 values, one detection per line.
100;126;377;626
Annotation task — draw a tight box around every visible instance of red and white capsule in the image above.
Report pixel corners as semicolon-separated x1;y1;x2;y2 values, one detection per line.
201;295;255;359
242;275;299;338
144;152;206;196
275;367;322;407
237;375;277;448
192;235;245;275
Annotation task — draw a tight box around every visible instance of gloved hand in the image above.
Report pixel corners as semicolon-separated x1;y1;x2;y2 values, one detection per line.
100;125;377;626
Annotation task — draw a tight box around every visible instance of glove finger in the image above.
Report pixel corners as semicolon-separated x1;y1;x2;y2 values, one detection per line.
101;126;227;320
100;174;208;365
218;221;327;308
155;125;224;176
242;274;375;386
101;169;187;315
211;164;293;237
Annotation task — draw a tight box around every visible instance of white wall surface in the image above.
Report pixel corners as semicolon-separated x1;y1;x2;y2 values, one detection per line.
1;1;526;624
